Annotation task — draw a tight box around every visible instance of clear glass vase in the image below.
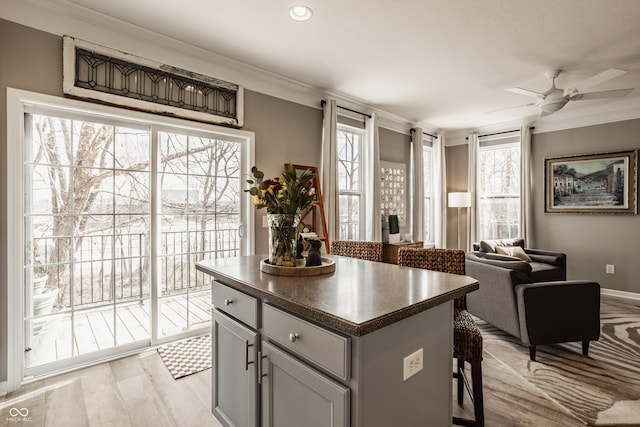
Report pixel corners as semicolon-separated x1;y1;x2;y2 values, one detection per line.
267;213;301;267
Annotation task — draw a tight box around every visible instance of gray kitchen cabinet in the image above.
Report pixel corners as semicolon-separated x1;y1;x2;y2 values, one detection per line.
212;310;259;427
261;340;349;427
212;280;350;427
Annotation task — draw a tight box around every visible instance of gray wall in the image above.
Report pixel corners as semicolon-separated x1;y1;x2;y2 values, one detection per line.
445;120;640;294
1;18;66;387
243;91;323;253
379;127;411;164
379;127;412;236
445;144;470;249
531;119;640;293
0;19;322;384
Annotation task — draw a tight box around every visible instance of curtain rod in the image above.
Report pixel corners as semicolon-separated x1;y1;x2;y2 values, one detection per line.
321;100;372;118
465;127;535;140
410;128;437;139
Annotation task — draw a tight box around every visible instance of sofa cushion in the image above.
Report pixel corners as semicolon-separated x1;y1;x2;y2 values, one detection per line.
530;262;565;282
479;238;525;253
496;245;532;262
527;253;563;267
468;251;532;272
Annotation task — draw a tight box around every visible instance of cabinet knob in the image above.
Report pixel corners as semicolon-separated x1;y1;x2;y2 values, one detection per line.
224;299;233;306
288;333;300;343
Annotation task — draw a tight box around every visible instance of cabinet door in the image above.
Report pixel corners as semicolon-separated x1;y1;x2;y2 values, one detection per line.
212;310;259;427
261;341;349;427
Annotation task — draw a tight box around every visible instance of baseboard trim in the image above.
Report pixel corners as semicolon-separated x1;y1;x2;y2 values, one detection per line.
0;380;7;397
601;288;640;302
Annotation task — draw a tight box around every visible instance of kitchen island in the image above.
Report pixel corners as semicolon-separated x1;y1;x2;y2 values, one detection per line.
197;254;478;427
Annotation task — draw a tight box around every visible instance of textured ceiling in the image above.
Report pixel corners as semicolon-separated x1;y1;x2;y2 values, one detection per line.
14;0;640;130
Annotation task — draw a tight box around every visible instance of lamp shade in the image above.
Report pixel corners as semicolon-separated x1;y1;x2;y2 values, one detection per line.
448;192;472;208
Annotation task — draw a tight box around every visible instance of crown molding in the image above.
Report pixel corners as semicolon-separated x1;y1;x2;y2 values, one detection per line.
531;98;640;134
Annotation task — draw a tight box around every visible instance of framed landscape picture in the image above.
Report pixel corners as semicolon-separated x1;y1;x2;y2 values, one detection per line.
544;150;638;214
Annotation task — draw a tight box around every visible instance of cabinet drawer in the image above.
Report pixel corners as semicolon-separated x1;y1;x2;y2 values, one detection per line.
212;281;258;329
262;304;349;381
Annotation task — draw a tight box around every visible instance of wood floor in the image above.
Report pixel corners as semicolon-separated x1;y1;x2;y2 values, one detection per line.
1;349;221;427
3;296;637;426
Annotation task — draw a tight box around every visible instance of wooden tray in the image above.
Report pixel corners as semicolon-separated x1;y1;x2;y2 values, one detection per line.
260;257;335;276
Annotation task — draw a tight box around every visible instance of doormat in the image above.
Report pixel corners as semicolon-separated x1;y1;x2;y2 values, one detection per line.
157;335;211;379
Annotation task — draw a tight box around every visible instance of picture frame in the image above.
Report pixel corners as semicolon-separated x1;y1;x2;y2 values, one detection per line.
544;149;638;214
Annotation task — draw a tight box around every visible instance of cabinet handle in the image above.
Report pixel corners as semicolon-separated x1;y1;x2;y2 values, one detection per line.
257;351;267;384
288;333;300;343
245;341;254;371
224;298;233;306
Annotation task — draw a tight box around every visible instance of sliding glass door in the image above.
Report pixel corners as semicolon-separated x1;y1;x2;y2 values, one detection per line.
15;94;252;376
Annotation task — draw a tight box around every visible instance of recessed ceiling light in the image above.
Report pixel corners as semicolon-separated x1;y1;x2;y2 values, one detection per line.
289;5;313;22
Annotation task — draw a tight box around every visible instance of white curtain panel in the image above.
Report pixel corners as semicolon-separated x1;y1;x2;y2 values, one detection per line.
411;127;424;243
434;135;446;248
364;113;382;241
320;99;339;241
467;133;479;252
520;126;532;246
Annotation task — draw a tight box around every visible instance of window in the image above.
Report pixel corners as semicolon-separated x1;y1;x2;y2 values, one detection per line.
422;144;434;243
477;140;520;240
9;89;253;376
337;125;364;240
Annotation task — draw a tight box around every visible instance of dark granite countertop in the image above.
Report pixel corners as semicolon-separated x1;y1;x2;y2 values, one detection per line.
196;255;478;337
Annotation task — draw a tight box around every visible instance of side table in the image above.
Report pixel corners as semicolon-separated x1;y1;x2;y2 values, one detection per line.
383;241;423;264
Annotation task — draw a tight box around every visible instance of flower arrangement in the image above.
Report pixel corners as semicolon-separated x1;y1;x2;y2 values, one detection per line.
245;164;316;214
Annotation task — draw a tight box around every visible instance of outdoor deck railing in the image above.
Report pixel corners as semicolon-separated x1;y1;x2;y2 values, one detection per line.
33;228;238;307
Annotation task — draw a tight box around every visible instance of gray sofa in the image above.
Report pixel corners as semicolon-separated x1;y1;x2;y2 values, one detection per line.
465;239;600;361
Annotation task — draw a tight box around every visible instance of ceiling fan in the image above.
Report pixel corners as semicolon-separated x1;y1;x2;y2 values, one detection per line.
504;68;634;115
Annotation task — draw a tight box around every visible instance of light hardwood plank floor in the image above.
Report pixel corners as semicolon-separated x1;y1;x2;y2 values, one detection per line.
3;296;636;426
0;350;221;427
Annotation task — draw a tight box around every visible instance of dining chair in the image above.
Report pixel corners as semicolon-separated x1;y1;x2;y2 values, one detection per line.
397;247;484;427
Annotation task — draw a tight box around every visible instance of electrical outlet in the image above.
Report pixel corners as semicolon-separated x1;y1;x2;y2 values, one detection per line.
403;348;423;381
606;264;615;275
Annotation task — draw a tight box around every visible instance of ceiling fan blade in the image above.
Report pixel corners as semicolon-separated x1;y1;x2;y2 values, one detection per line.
571;88;634;101
570;69;626;92
506;87;545;99
486;102;536;114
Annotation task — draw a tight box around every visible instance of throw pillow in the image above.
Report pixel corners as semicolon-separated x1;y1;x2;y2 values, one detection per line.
479;238;525;253
496;245;532;262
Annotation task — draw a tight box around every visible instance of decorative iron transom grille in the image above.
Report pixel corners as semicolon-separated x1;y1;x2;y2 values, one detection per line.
63;36;244;127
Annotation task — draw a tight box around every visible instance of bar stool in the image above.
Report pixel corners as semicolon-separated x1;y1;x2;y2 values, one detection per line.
398;247;484;427
330;240;383;262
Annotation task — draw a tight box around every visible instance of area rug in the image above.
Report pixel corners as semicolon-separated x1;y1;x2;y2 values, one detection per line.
157;335;212;379
479;298;640;426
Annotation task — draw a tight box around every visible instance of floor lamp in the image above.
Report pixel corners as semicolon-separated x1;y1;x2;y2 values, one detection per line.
448;192;472;250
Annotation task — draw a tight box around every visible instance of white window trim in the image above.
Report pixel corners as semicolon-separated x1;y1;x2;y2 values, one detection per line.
6;88;254;391
336;123;365;240
477;139;521;241
422;144;435;244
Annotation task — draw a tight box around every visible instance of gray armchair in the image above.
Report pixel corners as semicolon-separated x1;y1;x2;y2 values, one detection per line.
465;239;600;361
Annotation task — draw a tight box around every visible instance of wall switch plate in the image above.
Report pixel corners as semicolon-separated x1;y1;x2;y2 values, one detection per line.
606;264;615;274
262;216;268;228
403;348;423;381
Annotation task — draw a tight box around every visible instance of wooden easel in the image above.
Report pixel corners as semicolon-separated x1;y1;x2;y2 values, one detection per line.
285;164;330;254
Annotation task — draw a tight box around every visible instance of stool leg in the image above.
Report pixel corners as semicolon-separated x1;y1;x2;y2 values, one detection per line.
471;360;484;427
457;359;465;405
582;340;590;356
